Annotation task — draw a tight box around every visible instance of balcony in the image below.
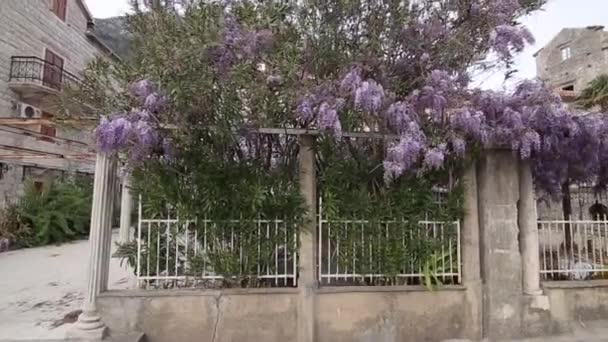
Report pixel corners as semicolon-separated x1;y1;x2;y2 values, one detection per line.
8;56;80;99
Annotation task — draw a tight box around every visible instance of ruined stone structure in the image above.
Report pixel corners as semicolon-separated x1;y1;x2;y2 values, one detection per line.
0;0;115;206
535;25;608;96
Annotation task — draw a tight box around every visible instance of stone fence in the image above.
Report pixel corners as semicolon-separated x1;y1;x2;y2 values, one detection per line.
68;139;608;342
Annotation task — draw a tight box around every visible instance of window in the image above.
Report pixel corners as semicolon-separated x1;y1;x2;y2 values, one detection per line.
561;46;572;61
562;85;574;91
51;0;67;21
42;50;64;90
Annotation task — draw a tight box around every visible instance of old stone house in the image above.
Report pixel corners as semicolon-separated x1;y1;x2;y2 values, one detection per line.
0;0;116;207
535;25;608;103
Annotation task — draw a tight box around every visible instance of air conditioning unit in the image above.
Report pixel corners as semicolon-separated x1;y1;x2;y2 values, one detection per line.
16;103;42;119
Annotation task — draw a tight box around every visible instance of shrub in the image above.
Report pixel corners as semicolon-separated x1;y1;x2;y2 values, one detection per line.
2;177;93;248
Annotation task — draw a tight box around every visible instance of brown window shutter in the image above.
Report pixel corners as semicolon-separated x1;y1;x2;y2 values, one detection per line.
43;50;64;90
52;0;67;21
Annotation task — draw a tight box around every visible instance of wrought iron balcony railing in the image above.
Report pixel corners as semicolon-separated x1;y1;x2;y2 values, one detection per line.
9;56;80;91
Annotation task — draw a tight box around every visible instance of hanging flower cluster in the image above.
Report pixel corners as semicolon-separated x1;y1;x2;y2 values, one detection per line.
210;14;274;75
95;80;172;162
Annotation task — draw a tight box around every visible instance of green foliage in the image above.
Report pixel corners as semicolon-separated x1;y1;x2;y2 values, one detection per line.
317;137;465;288
7;177;93;248
0;203;26;243
578;74;608;112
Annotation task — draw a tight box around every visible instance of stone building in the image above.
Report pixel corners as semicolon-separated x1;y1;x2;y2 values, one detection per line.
534;26;608;220
534;25;608;101
0;0;116;206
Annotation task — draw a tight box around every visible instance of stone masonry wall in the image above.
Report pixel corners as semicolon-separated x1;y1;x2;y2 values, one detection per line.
0;163;24;207
0;0;102;205
536;27;608;91
0;0;101;122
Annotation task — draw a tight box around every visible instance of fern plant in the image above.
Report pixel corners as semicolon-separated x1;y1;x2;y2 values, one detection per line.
15;178;93;247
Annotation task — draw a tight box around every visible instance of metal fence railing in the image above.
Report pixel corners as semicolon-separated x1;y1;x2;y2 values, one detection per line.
136;205;298;289
318;213;461;286
538;219;608;280
9;56;79;91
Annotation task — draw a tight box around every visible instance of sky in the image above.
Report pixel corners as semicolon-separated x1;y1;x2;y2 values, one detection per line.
85;0;608;90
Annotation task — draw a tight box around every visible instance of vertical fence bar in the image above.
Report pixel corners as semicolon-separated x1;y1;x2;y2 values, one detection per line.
318;200;322;284
548;222;553;278
147;221;151;286
360;222;364;283
266;222;270;278
165;213;170;279
185;220;189;276
328;221;332;284
577;222;583;267
568;217;574;268
275;220;279;286
456;221;461;284
257;219;261;279
203;219;207;278
440;222;446;283
583;221;589;266
283;219;287;285
293;222;297;286
156;222;160;282
136;196;142;286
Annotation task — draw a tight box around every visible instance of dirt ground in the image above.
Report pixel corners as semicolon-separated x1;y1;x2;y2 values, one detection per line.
0;231;133;341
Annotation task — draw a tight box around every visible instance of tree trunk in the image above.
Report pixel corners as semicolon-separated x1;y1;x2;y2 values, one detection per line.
561;182;573;255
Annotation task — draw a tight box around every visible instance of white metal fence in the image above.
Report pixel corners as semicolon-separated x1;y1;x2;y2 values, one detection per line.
318;214;461;286
538;219;608;280
136;205;298;288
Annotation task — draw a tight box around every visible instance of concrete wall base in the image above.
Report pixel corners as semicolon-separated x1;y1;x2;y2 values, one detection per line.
97;287;470;342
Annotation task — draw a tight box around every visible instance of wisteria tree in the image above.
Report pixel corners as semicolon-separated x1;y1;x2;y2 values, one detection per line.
68;0;608;221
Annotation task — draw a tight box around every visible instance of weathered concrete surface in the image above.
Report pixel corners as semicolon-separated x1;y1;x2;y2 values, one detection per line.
476;150;523;339
297;135;316;342
462;165;483;340
97;287;468;342
316;287;468;342
544;281;608;332
0;231;132;340
97;289;298;342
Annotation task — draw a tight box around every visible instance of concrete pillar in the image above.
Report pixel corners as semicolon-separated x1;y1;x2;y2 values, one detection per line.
67;153;117;340
477;150;523;339
297;134;316;342
119;174;133;244
518;159;543;296
461;164;483;340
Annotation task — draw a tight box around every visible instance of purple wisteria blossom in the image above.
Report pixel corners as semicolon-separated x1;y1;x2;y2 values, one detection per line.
340;67;362;95
423;145;446;171
384;101;415;133
296;96;315;123
144;92;167;113
490;25;535;60
318;102;342;137
129;79;156;102
95;80;168;163
210;14;274;73
383;135;425;181
450;136;466;156
354;80;385;113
